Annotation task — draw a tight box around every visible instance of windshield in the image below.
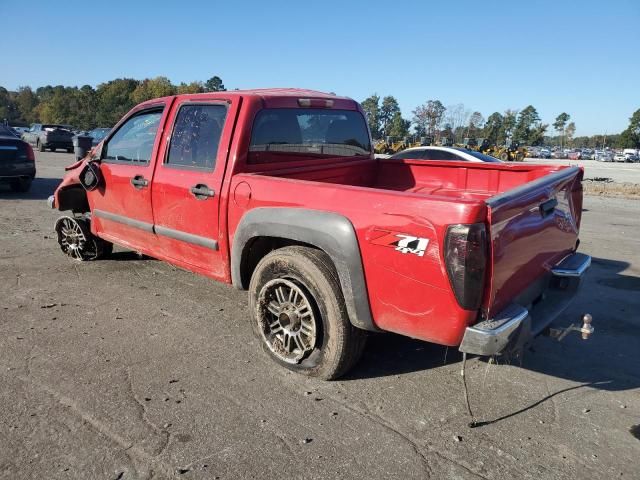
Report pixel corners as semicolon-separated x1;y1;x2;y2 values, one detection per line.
91;128;109;140
249;108;371;163
452;148;502;162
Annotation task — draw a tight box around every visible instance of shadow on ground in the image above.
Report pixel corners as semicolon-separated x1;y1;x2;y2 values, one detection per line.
0;177;62;201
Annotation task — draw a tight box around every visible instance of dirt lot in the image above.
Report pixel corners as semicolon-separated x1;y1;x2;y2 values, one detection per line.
1;151;639;479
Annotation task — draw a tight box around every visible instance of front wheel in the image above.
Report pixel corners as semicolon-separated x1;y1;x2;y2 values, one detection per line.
249;246;367;380
55;216;113;261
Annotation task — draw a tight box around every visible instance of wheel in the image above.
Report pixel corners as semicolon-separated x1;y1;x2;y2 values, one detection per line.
10;177;32;193
49;147;56;152
516;152;525;162
249;246;367;380
500;152;509;161
38;140;45;152
54;216;113;261
67;147;73;153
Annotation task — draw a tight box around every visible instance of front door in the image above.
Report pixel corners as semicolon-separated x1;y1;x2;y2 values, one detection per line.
89;106;168;252
150;99;233;279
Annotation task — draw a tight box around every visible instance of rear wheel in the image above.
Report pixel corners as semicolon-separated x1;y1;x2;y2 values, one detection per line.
49;147;56;152
67;147;73;153
55;216;113;261
249;246;367;380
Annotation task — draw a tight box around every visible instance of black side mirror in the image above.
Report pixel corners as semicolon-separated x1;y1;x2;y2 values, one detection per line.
79;161;102;191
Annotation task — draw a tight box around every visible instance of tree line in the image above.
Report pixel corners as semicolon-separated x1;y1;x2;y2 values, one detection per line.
0;76;226;130
361;93;640;149
1;79;638;149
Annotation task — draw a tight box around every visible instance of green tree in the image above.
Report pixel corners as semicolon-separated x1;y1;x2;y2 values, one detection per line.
483;112;503;145
204;76;225;92
618;109;640;148
95;78;139;127
467;111;484;138
513;105;540;144
360;94;381;139
388;111;410;138
564;122;576;147
176;81;205;94
553;112;570;149
0;87;19;122
380;96;400;138
15;86;39;123
500;109;518;145
131;76;176;104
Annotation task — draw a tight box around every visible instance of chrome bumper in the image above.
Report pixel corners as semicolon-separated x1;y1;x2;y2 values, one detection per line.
459;253;591;356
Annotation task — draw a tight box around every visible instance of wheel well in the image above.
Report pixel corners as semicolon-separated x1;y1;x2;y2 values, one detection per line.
239;236;321;289
57;185;90;213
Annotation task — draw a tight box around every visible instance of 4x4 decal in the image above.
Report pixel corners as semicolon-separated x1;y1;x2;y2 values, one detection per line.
370;230;430;257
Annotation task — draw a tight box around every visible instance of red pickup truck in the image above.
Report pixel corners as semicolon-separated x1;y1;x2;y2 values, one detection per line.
49;89;590;379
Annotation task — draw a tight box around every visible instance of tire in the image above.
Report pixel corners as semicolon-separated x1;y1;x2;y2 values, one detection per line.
55;216;113;261
67;147;73;153
49;147;56;152
10;178;32;193
38;140;45;152
500;152;509;162
249;246;367;380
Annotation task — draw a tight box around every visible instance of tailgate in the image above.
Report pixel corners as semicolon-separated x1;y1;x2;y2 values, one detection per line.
484;166;583;318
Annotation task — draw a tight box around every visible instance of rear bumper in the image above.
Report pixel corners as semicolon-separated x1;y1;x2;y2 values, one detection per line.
459;252;591;356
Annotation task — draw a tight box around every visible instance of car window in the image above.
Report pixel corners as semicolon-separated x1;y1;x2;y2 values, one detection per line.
249;108;371;164
389;150;425;160
452;148;501;162
103;110;163;164
423;150;458;160
166;104;227;170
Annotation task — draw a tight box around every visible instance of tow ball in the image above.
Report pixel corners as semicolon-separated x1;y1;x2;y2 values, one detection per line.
548;314;594;341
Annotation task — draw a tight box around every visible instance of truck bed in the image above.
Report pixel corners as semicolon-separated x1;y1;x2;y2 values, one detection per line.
230;157;583;345
248;157;565;200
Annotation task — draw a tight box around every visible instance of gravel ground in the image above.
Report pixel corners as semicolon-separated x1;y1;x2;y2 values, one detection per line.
523;158;640;185
0;151;639;479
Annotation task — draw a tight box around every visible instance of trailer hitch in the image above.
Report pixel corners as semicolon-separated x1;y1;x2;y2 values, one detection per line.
548;314;594;341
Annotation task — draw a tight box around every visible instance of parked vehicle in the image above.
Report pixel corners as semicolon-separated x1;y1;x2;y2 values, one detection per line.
539;148;551;158
614;152;626;162
86;128;111;146
388;146;501;162
552;150;566;159
11;126;30;137
567;150;582;160
623;149;639;162
595;151;614;162
49;89;591;379
0;125;36;192
22;124;74;152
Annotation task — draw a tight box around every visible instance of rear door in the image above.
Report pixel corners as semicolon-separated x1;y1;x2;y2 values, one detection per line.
89;104;170;252
485;166;584;317
150;97;237;279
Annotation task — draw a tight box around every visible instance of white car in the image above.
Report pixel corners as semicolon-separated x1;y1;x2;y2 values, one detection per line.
614;152;626;162
388;146;502;162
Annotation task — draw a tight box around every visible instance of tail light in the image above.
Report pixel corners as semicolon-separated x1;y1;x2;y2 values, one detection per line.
26;144;35;162
444;223;488;310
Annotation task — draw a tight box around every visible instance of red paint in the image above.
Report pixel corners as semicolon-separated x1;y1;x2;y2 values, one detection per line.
53;89;584;348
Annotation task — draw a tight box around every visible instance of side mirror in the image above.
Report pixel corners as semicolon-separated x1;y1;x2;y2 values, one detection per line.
79;161;103;191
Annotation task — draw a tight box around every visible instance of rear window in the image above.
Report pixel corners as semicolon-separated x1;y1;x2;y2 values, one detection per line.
249;108;371;164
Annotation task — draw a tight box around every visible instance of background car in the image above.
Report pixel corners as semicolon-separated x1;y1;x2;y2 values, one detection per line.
388;146;502;162
0;125;36;192
539;148;551;158
613;152;626;162
86;127;111;146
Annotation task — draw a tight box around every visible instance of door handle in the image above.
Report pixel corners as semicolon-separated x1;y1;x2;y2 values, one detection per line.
130;175;149;189
190;184;215;200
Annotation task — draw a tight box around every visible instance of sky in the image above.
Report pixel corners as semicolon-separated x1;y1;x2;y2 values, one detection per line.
1;0;639;136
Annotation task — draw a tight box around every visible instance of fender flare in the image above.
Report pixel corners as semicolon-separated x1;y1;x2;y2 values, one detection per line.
231;207;376;331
